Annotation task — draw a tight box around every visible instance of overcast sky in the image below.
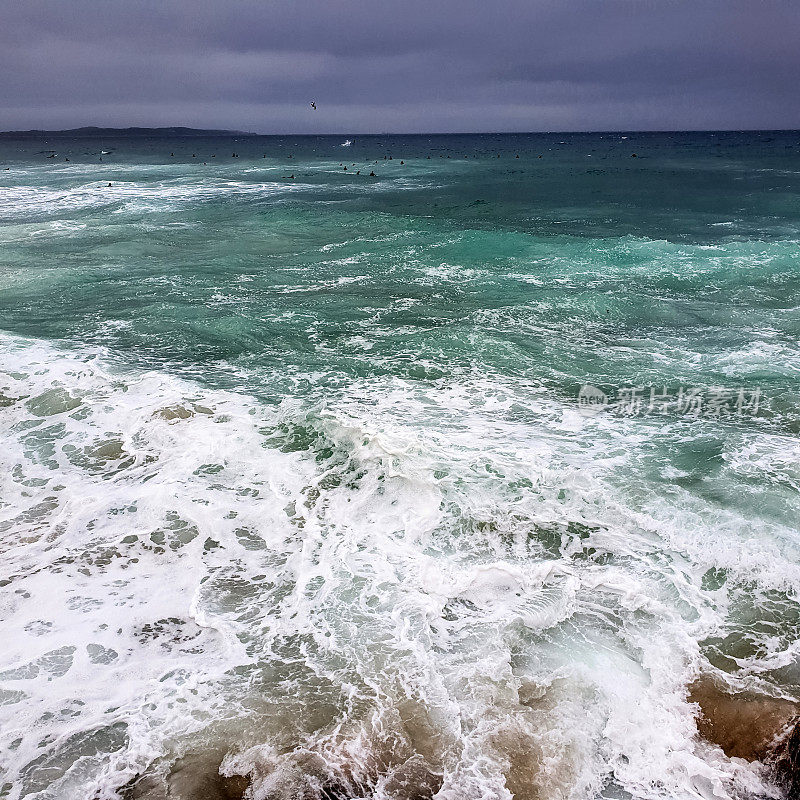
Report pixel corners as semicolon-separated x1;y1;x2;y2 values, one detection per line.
2;0;799;133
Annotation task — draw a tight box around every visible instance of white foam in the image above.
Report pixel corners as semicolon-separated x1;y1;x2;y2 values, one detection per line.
0;333;795;799
0;179;307;220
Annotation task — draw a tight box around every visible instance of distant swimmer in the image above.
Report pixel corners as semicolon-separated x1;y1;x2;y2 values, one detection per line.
107;183;112;187
310;101;317;110
369;171;376;176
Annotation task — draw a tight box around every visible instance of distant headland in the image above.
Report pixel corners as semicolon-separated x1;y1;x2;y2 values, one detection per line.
0;126;255;138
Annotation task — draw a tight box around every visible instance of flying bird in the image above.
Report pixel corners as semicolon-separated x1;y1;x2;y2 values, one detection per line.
310;101;317;110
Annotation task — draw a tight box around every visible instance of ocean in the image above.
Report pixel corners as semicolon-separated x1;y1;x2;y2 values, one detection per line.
0;131;798;800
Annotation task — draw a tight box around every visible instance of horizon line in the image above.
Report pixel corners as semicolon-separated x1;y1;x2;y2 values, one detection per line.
2;125;800;137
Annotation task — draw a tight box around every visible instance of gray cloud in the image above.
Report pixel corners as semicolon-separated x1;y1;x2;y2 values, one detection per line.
2;0;799;132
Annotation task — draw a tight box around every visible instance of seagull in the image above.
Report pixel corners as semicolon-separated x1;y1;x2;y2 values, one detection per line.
310;101;317;110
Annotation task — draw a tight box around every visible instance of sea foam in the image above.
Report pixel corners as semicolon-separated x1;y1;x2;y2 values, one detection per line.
1;333;794;799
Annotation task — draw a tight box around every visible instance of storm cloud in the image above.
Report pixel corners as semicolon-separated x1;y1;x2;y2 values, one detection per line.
2;0;799;132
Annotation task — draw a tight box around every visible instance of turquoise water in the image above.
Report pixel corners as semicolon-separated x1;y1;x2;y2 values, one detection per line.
0;132;799;799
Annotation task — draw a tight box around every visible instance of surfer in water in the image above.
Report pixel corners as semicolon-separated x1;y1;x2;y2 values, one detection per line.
310;101;317;110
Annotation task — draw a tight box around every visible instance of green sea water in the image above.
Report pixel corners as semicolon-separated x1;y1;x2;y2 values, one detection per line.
0;131;799;800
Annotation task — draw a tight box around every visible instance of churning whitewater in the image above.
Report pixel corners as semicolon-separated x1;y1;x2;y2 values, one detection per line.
0;132;798;800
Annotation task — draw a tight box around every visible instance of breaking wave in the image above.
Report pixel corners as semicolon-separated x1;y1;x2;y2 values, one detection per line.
1;333;797;799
